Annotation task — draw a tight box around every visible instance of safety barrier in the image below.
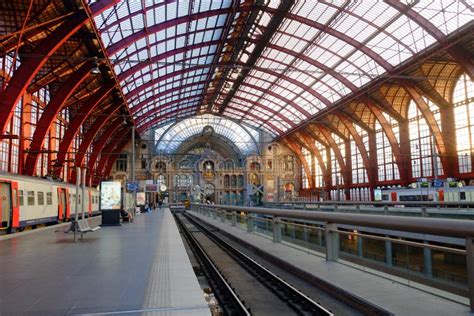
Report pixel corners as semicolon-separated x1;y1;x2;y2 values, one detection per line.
191;203;474;311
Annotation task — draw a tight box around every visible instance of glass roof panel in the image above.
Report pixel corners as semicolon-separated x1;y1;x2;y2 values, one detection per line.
93;0;470;137
154;114;259;155
94;0;237;131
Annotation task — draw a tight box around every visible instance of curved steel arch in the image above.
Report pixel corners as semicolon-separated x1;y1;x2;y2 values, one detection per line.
100;0;173;32
23;62;92;176
131;79;209;113
118;40;222;82
114;26;226;68
93;128;131;180
124;52;219;101
0;0;118;134
265;8;394;72
135;96;201;125
172;134;244;161
250;40;359;92
88;122;125;177
126;64;210;100
133;86;207;117
107;8;235;56
54;83;115;176
154;116;259;156
384;0;474;80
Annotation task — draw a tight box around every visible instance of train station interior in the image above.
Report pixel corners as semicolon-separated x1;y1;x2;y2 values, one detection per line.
1;0;474;315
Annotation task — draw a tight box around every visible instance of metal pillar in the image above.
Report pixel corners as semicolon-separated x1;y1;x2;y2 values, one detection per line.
74;167;81;242
273;217;282;243
247;213;254;233
131;126;136;213
325;223;339;261
385;238;393;267
231;211;237;227
357;235;363;257
81;168;86;220
423;241;433;277
466;237;474;311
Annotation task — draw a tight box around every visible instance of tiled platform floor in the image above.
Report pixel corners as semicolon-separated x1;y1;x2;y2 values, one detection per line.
0;209;210;315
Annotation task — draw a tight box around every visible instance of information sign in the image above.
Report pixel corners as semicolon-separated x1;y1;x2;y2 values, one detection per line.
126;181;139;192
100;181;122;210
145;184;158;192
136;192;146;206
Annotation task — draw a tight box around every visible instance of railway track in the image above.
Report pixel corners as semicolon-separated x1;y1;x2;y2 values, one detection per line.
174;212;333;315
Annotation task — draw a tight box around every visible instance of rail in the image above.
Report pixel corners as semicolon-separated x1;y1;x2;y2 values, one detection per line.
264;200;474;207
191;203;474;311
263;201;474;220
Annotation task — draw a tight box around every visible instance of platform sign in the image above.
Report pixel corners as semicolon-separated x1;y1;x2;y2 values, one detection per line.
100;181;122;210
432;179;444;188
126;181;139;192
136;192;146;206
145;184;158;192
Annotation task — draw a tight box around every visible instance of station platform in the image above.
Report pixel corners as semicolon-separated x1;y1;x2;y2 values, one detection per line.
0;209;210;315
189;211;473;316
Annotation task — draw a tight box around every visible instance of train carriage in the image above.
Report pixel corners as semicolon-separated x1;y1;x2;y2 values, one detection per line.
0;172;100;233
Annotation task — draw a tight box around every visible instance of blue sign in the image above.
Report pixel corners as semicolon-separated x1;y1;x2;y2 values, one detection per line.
432;179;444;188
126;181;139;192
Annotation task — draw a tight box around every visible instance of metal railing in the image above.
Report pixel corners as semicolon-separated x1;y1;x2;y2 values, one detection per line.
191;203;474;311
263;201;474;220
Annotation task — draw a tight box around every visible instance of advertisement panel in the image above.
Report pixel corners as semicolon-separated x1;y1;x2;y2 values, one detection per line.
136;192;146;206
374;189;382;201
100;181;122;210
145;184;158;192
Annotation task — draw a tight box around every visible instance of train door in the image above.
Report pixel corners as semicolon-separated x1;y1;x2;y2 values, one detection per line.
88;190;92;216
57;188;67;221
64;188;71;219
0;182;12;230
438;190;444;202
391;192;398;202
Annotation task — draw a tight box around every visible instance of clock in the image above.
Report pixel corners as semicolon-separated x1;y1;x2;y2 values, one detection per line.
204;183;214;195
159;184;167;192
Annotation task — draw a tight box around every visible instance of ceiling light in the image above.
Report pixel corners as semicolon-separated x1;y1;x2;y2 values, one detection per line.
91;57;101;74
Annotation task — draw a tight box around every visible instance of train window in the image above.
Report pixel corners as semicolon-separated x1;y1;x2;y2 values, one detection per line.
38;192;44;205
27;191;35;205
19;190;24;206
13;188;18;208
46;192;52;205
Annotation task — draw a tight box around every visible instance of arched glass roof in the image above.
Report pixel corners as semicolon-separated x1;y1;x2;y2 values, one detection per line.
154;114;259;155
92;0;473;136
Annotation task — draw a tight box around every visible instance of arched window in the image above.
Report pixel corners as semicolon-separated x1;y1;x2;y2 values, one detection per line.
408;100;443;178
314;141;326;187
375;114;400;182
330;134;344;186
301;147;311;189
453;73;474;173
351;125;368;184
224;175;230;188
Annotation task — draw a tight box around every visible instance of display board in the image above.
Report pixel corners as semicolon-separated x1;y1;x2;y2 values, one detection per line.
145;184;158;192
136;192;146;206
100;181;122;210
374;189;382;201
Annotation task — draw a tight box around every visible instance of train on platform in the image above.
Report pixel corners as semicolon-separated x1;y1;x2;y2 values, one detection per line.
380;181;474;203
0;172;132;234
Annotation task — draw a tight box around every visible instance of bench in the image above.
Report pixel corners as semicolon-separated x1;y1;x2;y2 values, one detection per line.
77;219;100;240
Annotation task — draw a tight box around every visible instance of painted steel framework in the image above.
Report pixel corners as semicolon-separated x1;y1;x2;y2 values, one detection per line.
0;0;473;193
